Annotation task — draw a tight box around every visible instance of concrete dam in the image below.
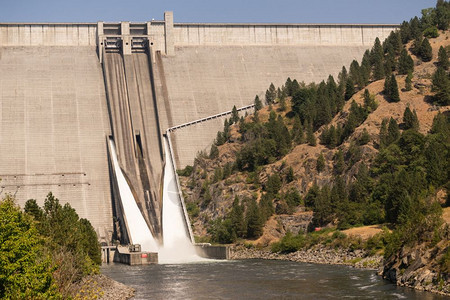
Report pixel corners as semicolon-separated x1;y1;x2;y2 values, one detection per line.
0;12;397;246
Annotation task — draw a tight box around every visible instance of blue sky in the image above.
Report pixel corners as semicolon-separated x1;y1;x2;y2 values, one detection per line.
0;0;437;24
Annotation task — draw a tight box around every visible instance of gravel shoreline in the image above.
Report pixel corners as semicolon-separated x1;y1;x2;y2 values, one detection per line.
230;244;384;270
74;274;135;300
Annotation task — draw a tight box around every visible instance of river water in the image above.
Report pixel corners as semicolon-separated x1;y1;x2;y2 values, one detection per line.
101;259;448;299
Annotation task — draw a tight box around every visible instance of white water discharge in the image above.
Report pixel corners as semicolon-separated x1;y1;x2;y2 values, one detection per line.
160;137;205;264
109;138;159;252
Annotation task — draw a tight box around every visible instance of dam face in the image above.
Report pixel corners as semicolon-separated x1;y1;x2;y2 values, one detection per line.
0;13;397;243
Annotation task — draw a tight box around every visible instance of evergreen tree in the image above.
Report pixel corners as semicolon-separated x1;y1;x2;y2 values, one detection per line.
371;37;384;64
231;105;239;124
438;46;449;70
384;45;396;74
349;60;363;88
209;144;219;159
345;78;355;100
432;66;450;105
403;106;420;131
333;150;345;174
305;119;316;146
363;89;377;112
358;128;371;145
398;48;415;75
436;0;450;30
245;198;264;239
338;66;348;85
387;117;401;145
419;38;433;62
286;166;295;183
373;56;385;81
400;21;412;44
410;17;422;40
379;118;389;148
229;197;246;238
292;116;304;144
411;36;422;56
328;125;338;148
388;74;401;102
254;95;262;112
265;83;276;105
316;153;326;173
405;72;413;91
361;50;372;86
383;75;391;95
312;186;333;226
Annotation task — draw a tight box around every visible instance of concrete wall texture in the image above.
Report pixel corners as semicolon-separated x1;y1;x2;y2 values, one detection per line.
0;12;398;241
0;46;112;241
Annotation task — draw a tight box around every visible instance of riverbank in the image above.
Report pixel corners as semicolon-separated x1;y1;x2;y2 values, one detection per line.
73;274;135;300
230;244;450;297
230;244;383;269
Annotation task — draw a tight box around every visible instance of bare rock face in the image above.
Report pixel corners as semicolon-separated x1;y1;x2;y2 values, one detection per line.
381;239;450;296
277;211;313;235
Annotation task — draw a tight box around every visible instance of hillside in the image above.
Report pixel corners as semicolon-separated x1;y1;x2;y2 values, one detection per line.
181;29;449;243
179;4;450;294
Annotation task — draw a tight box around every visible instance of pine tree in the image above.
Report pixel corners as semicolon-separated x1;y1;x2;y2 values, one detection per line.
265;83;276;105
316;153;325;173
349;60;362;88
436;0;450;30
292;116;304;144
398;48;414;75
371;37;384;65
361;50;372;86
388;74;401;102
231;105;239;124
363;89;377;112
411;36;422;56
405;72;413;91
306;119;316;146
384;45;396;74
387;117;401;145
438;46;449;70
345;78;355;100
358;128;371;145
419;38;433;62
373;57;385;81
229;197;246;238
384;75;391;95
245;198;264;239
400;21;412;44
379;118;389;148
254;95;262;112
333;150;345;174
403;106;420;131
432;66;450;105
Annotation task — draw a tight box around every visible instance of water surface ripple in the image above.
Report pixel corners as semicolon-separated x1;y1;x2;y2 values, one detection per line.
102;259;448;299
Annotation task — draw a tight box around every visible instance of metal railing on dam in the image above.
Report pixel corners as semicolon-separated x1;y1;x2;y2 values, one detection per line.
167;104;255;132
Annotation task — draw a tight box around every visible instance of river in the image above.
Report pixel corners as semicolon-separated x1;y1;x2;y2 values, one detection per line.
101;259;448;299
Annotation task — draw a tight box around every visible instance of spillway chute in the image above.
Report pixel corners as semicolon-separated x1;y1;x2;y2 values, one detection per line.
108;137;159;253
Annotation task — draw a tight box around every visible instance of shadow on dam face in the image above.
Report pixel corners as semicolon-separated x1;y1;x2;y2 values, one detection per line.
0;17;398;245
